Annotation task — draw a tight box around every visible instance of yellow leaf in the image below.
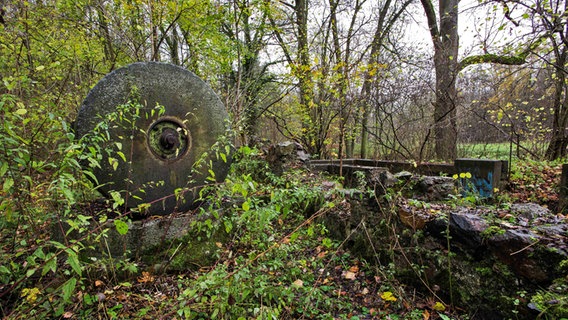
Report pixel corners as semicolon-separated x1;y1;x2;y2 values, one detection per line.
380;291;397;301
21;287;41;303
433;301;446;311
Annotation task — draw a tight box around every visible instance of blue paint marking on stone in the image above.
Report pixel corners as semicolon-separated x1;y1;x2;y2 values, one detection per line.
455;159;503;198
461;171;492;198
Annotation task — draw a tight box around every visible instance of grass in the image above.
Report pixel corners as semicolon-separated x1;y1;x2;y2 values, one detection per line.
458;141;549;160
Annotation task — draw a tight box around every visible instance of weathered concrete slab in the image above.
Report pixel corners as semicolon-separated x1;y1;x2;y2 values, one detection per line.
313;159;509;189
315;158;510;199
354;159;456;176
326;164;389;188
314;159;456;176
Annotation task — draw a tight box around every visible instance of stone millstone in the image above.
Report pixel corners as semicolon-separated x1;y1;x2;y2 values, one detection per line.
75;62;230;215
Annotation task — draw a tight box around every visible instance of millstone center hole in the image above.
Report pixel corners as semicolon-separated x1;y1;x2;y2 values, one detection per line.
148;117;190;160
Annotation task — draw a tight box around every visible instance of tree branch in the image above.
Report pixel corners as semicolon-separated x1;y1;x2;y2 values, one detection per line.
458;53;527;72
420;0;440;46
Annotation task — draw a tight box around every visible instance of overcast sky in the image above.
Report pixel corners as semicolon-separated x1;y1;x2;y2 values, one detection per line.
404;0;522;59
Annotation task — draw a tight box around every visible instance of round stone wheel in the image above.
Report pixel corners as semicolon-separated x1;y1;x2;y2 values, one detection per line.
75;62;230;215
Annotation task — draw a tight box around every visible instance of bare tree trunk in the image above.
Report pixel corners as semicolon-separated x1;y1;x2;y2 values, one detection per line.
359;0;412;159
149;0;160;61
542;0;568;159
545;45;568;159
94;0;116;70
330;0;360;161
165;26;180;65
421;0;459;161
359;0;392;159
295;0;318;155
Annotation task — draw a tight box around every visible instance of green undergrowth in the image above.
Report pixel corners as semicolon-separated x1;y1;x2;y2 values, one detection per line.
1;136;449;319
2;93;565;319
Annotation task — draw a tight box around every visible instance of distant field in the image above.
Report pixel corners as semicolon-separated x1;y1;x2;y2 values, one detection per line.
458;141;548;160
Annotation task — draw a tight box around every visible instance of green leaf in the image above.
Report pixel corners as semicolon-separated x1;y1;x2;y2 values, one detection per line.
48;240;68;250
15;108;27;115
114;219;129;235
83;170;99;184
33;247;45;259
117;151;127;162
0;162;8;177
61;187;75;203
307;225;314;236
26;268;37;277
61;278;77;302
290;232;299;242
3;177;14;192
109;157;119;171
110;191;124;208
242;201;250;211
224;219;233;233
66;251;82;276
42;253;57;276
0;265;10;274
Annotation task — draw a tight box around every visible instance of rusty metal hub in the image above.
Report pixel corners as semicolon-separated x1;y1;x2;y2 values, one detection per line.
147;117;190;161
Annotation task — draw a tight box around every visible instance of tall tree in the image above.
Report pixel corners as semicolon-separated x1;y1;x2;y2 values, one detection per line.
421;0;529;160
463;0;567;159
420;0;460;161
516;0;568;160
222;0;276;146
358;0;413;158
268;0;412;158
269;0;324;156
